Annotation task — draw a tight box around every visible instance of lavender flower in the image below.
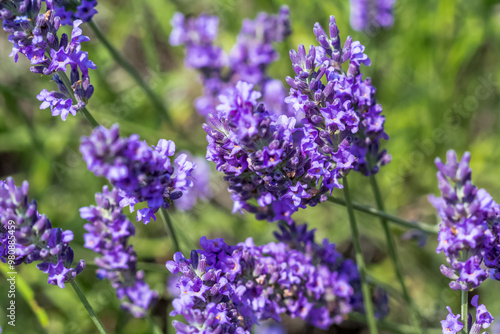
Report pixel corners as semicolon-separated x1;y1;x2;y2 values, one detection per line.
51;0;98;25
440;306;463;334
166;221;388;332
0;1;96;121
0;177;85;288
170;7;291;117
350;0;396;31
201;15;389;221
286;15;390;176
429;150;500;290
80;186;158;317
174;153;213;212
204;81;332;221
80;124;196;223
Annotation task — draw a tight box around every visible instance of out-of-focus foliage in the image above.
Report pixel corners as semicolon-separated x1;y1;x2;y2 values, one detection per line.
0;0;499;333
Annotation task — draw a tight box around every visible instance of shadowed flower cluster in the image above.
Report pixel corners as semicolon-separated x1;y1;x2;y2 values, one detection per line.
80;124;196;223
349;0;396;32
170;6;291;117
0;0;96;121
429;150;500;290
80;186;158;317
166;221;388;333
0;177;85;288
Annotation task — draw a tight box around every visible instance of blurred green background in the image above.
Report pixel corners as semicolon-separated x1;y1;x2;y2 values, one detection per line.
1;0;500;333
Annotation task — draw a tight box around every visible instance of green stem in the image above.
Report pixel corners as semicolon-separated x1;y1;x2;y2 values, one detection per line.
370;176;423;333
88;20;171;123
80;106;100;128
159;209;181;253
460;249;469;334
327;196;439;234
58;72;100;128
461;290;468;334
343;177;378;334
70;280;108;334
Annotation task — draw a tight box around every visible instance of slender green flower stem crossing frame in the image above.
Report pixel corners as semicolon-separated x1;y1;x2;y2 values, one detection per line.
327;196;439;234
70;280;108;334
461;290;468;334
343;177;378;334
159;208;181;253
461;250;469;334
370;175;423;334
88;20;172;123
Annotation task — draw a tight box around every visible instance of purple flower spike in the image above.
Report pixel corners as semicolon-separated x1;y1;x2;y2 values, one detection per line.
203;15;390;221
286;15;390;177
80;186;158;317
1;1;96;121
205;81;336;221
429;150;500;290
166;221;388;332
0;177;84;288
80;124;196;223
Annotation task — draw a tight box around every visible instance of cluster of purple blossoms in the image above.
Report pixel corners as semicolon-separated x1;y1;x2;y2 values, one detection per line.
204;16;390;221
170;6;292;117
349;0;396;32
80;186;158;317
51;0;98;26
0;0;96;121
80;124;196;223
285;15;390;176
174;153;213;212
429;150;500;290
441;295;494;334
204;81;323;221
0;177;85;288
166;221;388;333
